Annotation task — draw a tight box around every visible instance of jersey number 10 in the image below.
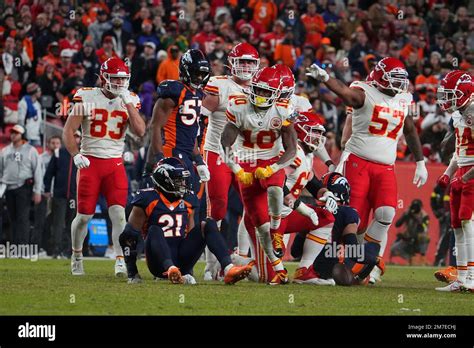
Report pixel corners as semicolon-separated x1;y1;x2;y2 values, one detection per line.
368;105;404;140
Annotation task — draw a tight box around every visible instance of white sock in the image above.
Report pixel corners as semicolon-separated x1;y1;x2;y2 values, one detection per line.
283;233;290;247
205;246;218;270
299;227;331;268
454;227;467;283
71;213;93;257
109;205;126;257
267;186;283;230
237;217;250;256
378;232;388;257
462;220;474;280
256;222;284;271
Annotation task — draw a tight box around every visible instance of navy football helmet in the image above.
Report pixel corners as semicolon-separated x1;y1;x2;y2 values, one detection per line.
152;157;191;197
179;49;211;89
322;172;351;205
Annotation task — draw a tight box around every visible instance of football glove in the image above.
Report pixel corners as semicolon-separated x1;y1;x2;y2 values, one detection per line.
305;63;329;82
255;165;274;180
413;160;428;188
236;169;254;186
73;154;90;169
437;174;450;189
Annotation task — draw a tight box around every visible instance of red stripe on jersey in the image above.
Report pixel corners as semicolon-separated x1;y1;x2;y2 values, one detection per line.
226;110;236;122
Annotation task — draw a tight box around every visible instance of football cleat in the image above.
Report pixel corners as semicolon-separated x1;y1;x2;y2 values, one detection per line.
127;273;143;284
434;266;458;284
460;276;474;292
224;264;252;285
293;266;335;285
269;269;289;285
369;266;382;284
203;270;213;281
115;257;127;277
435;280;463;292
272;232;285;259
166;266;184;284
182;274;197;285
71;254;85;276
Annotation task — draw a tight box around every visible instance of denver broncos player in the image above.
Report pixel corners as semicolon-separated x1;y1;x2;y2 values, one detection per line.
306;57;427;284
221;66;298;285
435;70;474;292
146;49;211;223
119;157;251;284
200;43;260;280
63;57;145;276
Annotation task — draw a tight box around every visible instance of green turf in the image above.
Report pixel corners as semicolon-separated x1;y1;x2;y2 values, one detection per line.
0;259;472;315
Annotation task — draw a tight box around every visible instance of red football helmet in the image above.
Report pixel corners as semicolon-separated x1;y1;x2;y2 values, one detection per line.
228;43;260;80
294;112;326;151
248;66;282;108
274;64;295;100
100;57;130;95
371;57;409;93
437;70;474;112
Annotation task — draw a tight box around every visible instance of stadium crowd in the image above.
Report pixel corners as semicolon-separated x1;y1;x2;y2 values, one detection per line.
0;0;472;259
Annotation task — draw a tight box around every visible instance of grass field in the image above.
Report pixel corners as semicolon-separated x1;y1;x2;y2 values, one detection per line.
0;258;473;315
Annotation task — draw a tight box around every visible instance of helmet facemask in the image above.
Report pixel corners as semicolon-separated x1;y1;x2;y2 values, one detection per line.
248;83;281;108
302;124;326;151
382;68;409;93
230;57;260;80
103;72;130;96
279;86;294;100
152;165;191;198
437;86;464;112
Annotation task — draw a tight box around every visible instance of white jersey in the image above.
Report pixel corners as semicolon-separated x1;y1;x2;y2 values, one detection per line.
453;105;474;167
203;75;247;153
290;94;313;113
72;87;141;159
226;96;293;162
282;145;314;218
344;81;413;165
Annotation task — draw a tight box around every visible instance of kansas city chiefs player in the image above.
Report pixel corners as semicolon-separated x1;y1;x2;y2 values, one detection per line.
200;43;259;280
275;63;336;171
221;66;298;285
306;57;428;284
435;70;474;292
63;57;146;276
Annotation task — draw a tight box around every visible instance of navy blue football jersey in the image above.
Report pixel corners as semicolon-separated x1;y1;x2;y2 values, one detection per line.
333;206;360;242
157;80;205;157
132;188;192;239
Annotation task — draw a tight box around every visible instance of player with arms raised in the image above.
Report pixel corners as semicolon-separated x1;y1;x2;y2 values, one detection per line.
306;57;428;283
200;43;259;279
63;57;146;276
221;66;298;285
435;70;474;292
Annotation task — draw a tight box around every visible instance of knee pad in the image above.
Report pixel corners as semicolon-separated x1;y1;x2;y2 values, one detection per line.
73;213;93;229
108;205;126;225
267;186;283;198
373;206;396;225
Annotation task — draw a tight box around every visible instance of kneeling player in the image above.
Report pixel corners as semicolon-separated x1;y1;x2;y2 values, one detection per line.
119;157;251;284
291;172;386;285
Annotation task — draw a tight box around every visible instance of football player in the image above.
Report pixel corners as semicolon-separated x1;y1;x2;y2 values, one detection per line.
275;64;337;177
145;49;211;226
200;43;260;280
233;113;339;284
64;57;146;276
119;157;252;284
435;70;474;292
306;57;428;284
221;66;298;285
291;172;385;286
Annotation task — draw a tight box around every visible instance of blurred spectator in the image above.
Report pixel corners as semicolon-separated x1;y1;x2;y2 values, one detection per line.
36;42;61;77
235;8;265;46
123;39;144;92
32;13;51;59
72;41;100;87
339;0;362;40
96;35;118;65
2;73;22;125
44;131;80;258
301;2;326;48
348;30;372;76
137;19;160;51
322;0;341;25
2;36;18;80
58;48;76;80
415;64;438;100
278;4;305;47
160;21;188;52
18;83;42;146
274;28;301;67
14;34;32;84
207;37;227;65
56;63;87;107
37;64;61;116
103;17;131;58
156;45;180;84
390;199;430;265
295;44;317;71
191;20;217;55
59;25;82;55
88;9;112;48
249;0;278;33
139;81;155;121
141;42;158;84
261;20;285;53
0;124;43;245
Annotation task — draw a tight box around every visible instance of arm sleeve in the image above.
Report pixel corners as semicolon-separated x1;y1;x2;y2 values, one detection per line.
305;176;323;198
31;148;43;194
18;99;26;125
